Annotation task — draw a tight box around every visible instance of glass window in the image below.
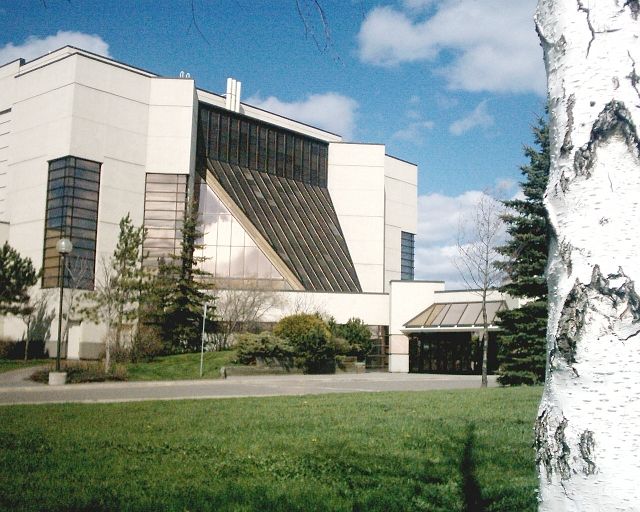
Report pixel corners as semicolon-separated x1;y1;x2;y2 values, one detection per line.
42;156;101;289
401;231;415;280
142;173;188;266
197;104;329;186
229;118;239;165
267;130;277;173
219;115;229;162
239;120;250;167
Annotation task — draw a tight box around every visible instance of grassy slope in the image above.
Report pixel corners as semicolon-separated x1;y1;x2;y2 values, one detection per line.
0;386;542;512
125;350;237;381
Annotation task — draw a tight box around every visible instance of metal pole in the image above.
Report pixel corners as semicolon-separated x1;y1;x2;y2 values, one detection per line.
200;303;207;378
56;253;66;372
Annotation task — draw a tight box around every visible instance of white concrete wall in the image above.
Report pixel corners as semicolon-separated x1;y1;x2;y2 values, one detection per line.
0;48;199;352
328;143;386;293
388;280;445;372
260;290;389;326
384;155;418;290
433;288;505;304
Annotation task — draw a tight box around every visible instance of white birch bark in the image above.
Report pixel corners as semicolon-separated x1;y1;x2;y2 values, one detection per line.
535;1;640;509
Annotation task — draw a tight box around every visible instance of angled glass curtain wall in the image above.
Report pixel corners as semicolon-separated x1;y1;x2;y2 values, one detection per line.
197;177;290;289
199;104;329;187
401;231;415;280
42;156;101;289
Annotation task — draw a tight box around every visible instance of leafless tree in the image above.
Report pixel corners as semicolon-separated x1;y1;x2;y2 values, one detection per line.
455;193;505;387
59;256;92;359
210;286;282;350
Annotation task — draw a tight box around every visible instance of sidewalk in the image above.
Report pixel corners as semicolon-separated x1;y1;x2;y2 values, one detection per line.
0;372;497;406
0;365;47;388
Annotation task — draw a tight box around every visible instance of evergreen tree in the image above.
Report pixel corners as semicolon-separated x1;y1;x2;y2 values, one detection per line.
147;200;215;352
0;242;39;317
495;115;550;386
83;214;147;372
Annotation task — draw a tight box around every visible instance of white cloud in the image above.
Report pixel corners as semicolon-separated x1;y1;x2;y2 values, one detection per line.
392;120;435;144
247;92;358;140
415;190;501;289
357;0;544;95
0;31;110;66
403;0;438;10
449;100;494;135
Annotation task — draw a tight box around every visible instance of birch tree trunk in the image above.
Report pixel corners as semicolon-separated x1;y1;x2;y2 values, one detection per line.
535;1;640;509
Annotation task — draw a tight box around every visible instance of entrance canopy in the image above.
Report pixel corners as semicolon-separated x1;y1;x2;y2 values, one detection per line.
402;300;506;333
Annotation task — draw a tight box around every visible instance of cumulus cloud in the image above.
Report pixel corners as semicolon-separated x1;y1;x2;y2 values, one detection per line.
415;190;506;289
449;100;494;135
357;0;544;95
247;92;358;140
0;31;111;65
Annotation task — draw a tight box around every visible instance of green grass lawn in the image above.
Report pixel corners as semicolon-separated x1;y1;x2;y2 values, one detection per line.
0;386;542;512
124;350;237;381
0;359;50;374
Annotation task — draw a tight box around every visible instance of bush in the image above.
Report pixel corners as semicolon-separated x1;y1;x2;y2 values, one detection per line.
130;325;165;362
31;361;127;384
329;317;373;361
293;325;336;374
273;313;331;344
0;338;16;359
235;332;293;366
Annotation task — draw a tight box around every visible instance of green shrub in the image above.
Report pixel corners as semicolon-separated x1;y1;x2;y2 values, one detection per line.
329;317;373;360
292;324;337;374
235;332;293;366
274;314;342;373
130;325;165;362
0;338;17;359
273;313;331;343
31;361;128;383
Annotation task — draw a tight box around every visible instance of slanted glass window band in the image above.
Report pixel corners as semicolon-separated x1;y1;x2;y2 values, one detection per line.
198;104;329;187
401;231;415;281
42;156;101;289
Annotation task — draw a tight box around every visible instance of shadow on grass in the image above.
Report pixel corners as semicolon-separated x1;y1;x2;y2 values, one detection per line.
461;423;486;512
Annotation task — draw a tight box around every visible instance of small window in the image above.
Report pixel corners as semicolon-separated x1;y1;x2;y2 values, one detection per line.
401;231;415;280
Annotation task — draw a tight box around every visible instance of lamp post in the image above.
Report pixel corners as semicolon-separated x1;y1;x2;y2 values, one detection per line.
200;302;213;378
55;238;73;372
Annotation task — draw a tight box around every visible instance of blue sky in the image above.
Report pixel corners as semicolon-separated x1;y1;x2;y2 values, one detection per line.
0;0;546;286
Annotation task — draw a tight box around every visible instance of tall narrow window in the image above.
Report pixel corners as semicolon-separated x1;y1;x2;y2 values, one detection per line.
401;231;415;280
42;156;101;289
143;173;188;266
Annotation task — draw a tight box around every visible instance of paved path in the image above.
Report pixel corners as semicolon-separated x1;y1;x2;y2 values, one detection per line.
0;365;47;388
0;373;496;406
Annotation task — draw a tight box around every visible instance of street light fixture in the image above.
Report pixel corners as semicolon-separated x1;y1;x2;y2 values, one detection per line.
200;302;214;378
55;238;73;372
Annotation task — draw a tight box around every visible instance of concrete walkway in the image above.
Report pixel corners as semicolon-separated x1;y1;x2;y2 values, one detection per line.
0;365;47;388
0;373;496;406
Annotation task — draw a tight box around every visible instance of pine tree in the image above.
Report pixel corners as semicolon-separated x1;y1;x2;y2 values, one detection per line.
82;214;147;372
495;115;550;386
148;200;215;352
0;242;39;317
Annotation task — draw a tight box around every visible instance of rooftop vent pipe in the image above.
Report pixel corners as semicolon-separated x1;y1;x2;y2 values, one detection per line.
225;78;241;113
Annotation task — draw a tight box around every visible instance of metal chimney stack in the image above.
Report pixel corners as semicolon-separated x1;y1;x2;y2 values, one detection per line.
225;78;241;113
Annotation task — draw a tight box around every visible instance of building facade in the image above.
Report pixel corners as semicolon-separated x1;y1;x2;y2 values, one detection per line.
0;46;512;372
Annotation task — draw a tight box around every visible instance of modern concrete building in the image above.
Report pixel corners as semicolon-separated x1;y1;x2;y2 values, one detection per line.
0;46;512;372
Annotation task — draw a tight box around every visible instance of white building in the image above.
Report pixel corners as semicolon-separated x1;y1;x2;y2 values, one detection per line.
0;46;510;372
